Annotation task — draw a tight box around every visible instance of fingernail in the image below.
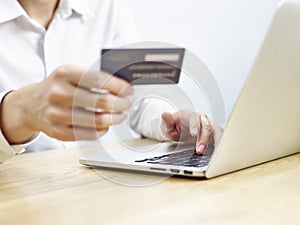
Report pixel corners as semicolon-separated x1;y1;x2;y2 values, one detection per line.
197;145;206;155
192;128;198;136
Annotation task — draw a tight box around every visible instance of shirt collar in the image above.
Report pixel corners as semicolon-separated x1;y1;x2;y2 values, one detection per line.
57;0;95;20
0;1;27;24
0;0;95;24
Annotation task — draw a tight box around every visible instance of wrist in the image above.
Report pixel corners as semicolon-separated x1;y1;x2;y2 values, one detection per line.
1;90;37;144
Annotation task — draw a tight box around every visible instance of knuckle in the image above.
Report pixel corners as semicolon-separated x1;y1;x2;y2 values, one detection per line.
202;122;212;129
46;108;60;123
48;127;66;140
200;114;212;126
119;80;131;90
47;85;73;104
202;125;213;134
198;112;207;117
52;66;69;79
95;114;108;127
45;108;64;124
52;66;68;79
94;72;109;88
97;94;113;110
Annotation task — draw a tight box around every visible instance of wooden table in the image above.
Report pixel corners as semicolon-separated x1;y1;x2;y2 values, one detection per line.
0;139;300;225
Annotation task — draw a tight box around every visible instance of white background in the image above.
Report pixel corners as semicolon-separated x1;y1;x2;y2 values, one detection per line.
128;0;285;119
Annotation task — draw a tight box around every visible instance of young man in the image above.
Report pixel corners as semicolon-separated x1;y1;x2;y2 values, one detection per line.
0;0;216;164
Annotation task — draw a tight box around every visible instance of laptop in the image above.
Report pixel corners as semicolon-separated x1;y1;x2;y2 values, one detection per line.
79;0;300;179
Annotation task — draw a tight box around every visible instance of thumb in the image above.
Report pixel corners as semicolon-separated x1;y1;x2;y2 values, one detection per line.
161;112;176;131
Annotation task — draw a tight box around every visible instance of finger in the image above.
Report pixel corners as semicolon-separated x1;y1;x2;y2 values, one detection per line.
188;112;201;138
212;125;224;147
88;71;134;97
161;112;176;131
79;111;127;130
47;83;132;112
48;125;108;141
52;66;134;97
46;107;126;130
161;112;181;141
196;114;213;155
73;87;132;112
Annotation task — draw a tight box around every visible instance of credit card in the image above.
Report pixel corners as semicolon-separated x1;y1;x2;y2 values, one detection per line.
101;48;185;85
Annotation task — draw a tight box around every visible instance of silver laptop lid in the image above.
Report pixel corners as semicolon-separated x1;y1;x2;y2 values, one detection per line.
206;0;300;178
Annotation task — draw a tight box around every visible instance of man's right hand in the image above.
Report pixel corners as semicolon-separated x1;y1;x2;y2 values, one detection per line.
161;110;223;155
1;65;134;144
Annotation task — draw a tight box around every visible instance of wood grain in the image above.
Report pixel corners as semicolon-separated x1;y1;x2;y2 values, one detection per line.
0;139;300;225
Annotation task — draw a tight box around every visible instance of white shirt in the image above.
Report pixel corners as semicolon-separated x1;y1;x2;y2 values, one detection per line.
0;0;159;163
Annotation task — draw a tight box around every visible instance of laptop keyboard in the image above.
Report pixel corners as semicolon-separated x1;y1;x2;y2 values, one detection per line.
135;146;214;168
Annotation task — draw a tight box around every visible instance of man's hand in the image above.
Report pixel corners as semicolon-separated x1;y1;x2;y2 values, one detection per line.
161;110;223;155
1;65;133;144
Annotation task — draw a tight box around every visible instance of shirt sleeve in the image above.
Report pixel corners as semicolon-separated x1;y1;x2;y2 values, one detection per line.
129;96;177;142
0;90;39;164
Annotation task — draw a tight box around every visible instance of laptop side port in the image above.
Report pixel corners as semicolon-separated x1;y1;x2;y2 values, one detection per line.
149;167;166;172
170;169;180;173
184;170;193;175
